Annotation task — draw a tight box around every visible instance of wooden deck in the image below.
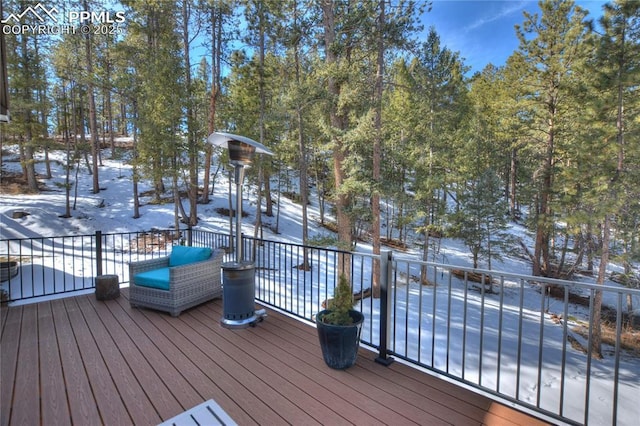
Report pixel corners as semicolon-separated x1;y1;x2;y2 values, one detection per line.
0;289;548;426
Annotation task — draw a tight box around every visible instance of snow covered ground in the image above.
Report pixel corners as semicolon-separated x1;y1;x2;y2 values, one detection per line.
1;142;639;425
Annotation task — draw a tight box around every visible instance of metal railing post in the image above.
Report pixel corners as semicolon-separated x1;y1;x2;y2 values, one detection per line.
95;230;103;277
375;250;394;366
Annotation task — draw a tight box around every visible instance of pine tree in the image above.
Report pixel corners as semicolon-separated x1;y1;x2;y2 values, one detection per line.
368;0;423;297
200;0;234;206
514;0;590;277
448;168;511;274
122;0;185;224
384;59;422;246
3;0;50;192
82;0;100;194
408;27;468;281
319;0;368;257
178;0;209;226
569;0;640;358
276;0;321;269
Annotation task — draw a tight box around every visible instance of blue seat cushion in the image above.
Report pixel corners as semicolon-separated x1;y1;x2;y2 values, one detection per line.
169;245;212;267
134;267;170;290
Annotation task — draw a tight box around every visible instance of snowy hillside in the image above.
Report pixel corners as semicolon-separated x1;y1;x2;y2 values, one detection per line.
1;143;639;425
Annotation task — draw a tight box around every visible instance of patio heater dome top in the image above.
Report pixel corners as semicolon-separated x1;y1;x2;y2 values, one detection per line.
207;132;273;166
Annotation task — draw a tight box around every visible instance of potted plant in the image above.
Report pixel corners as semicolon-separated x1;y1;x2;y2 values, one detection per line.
0;260;19;282
315;274;364;369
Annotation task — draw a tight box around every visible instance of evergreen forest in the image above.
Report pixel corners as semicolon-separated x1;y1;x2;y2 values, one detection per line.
2;0;639;293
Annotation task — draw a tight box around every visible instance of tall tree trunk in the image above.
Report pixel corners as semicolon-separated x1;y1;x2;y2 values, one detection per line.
36;44;51;180
103;36;115;158
314;158;326;225
294;0;310;270
255;165;264;240
264;173;272;217
172;156;184;235
83;0;100;194
254;1;266;240
371;0;385;298
132;102;140;219
321;0;352;268
19;32;38;192
62;82;72;218
510;146;517;218
420;232;430;285
181;0;198;226
73;85;91;174
202;5;223;205
534;104;555;277
120;103;127;136
106;90;114;157
591;215;608;359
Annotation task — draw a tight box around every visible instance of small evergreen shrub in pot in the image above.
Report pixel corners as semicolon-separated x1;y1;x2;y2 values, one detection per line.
315;274;364;369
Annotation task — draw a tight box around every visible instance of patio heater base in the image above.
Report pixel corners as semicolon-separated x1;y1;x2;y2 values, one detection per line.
221;262;267;329
221;308;267;329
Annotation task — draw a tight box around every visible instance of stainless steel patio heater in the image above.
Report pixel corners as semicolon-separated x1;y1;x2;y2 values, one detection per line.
207;131;273;328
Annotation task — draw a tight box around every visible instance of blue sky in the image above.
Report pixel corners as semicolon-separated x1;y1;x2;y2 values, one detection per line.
420;0;607;74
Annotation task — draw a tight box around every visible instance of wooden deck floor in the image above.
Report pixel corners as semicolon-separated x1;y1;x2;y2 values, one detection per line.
1;289;549;426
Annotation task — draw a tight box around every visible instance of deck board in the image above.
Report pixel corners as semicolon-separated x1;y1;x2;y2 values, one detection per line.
116;295;283;425
0;290;549;426
56;297;122;425
97;294;204;412
12;304;39;426
0;305;21;426
38;301;71;425
212;309;424;425
72;294;167;425
179;312;311;424
192;306;375;425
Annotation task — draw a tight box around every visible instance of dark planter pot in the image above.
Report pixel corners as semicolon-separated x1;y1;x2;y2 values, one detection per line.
315;309;364;369
0;261;19;282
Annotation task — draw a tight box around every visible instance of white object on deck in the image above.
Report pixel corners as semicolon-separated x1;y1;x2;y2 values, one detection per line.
158;399;237;426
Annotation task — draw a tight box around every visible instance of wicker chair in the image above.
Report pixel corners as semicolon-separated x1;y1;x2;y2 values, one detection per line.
129;248;224;317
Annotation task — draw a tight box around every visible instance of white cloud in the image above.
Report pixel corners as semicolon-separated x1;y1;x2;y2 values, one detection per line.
464;0;528;33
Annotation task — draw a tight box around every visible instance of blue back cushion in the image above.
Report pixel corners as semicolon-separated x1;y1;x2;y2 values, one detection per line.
169;245;212;267
134;267;170;290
